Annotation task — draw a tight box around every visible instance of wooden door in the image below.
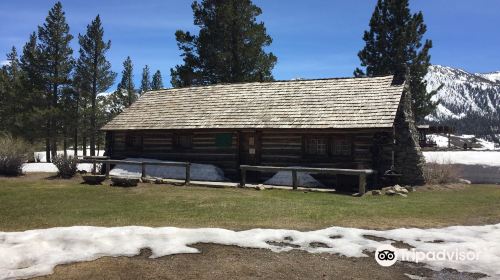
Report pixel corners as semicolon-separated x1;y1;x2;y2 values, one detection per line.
239;132;258;165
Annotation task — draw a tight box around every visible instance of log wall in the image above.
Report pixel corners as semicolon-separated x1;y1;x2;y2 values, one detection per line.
107;129;394;183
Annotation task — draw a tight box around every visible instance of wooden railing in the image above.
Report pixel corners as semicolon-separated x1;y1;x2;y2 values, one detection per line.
240;165;376;194
79;157;192;184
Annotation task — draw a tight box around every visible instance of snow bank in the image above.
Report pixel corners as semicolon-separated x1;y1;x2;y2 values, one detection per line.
476;139;498;151
427;134;450;148
264;170;325;187
1;224;499;279
22;163;94;173
34;149;105;163
426;134;499;150
109;158;226;182
424;151;500;167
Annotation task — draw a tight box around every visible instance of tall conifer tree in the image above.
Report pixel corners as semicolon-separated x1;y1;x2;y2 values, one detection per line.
355;0;437;121
38;1;74;161
117;56;136;107
151;70;163;90
140;65;151;94
76;15;116;156
1;48;22;134
0;68;8;132
19;33;45;143
171;0;277;87
107;56;136;116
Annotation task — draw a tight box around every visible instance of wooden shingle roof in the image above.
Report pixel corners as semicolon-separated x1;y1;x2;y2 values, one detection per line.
102;75;403;131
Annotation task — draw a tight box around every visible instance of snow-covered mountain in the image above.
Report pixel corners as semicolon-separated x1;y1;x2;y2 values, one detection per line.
424;65;500;136
479;71;500;83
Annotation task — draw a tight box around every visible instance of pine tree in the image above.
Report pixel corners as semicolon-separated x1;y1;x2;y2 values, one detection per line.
0;68;8;131
19;33;46;143
76;15;116;156
151;70;163;90
20;33;44;91
0;60;12;133
171;0;277;87
117;56;136;107
355;0;437;121
140;65;151;94
1;48;22;134
37;1;74;161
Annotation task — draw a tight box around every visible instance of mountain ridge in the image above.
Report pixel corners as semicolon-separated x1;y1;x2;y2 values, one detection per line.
423;65;499;138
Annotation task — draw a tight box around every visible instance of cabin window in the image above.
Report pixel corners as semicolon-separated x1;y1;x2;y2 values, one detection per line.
331;138;352;156
305;137;328;156
174;134;192;150
215;133;232;147
125;133;142;151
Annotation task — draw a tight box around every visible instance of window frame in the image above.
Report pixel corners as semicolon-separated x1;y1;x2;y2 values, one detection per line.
304;136;329;157
302;135;353;159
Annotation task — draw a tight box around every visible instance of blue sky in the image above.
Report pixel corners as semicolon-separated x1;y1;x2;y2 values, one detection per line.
1;0;499;90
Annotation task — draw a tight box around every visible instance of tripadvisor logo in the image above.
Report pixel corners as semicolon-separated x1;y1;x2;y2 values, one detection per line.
375;244;398;267
374;244;480;267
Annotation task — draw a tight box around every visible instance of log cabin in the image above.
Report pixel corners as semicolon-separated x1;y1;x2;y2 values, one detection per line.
101;76;425;189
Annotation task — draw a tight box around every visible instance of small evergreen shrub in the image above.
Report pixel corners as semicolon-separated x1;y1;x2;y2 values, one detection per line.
0;133;31;176
53;155;78;179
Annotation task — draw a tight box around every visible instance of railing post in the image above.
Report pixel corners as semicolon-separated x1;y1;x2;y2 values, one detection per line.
292;170;298;190
185;163;191;185
106;162;110;178
240;168;246;187
359;173;366;195
141;162;146;179
92;159;97;175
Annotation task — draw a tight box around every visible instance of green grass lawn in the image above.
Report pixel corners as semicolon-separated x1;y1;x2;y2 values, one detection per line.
1;174;499;232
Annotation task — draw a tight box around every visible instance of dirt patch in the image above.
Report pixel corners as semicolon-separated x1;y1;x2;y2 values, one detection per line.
33;244;486;280
363;235;414;250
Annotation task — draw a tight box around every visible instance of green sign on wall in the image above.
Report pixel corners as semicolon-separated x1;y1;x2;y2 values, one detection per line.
215;133;232;147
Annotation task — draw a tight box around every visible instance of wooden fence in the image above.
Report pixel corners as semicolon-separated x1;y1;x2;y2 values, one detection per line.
240;165;376;194
78;157;375;193
79;157;191;184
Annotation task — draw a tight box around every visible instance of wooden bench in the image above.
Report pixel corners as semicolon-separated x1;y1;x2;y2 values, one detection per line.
240;165;376;194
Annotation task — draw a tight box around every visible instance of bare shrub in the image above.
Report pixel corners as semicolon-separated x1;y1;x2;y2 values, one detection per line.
52;155;78;179
423;161;461;184
0;133;32;176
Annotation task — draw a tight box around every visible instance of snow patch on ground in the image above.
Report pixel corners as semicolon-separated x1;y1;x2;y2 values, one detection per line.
423;151;500;167
34;149;105;163
22;163;94;174
264;170;325;187
109;158;226;182
1;224;499;279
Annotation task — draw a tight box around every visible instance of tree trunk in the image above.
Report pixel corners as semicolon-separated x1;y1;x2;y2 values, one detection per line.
82;136;87;156
73;127;78;157
74;90;79;157
90;95;96;156
45;135;50;163
50;77;58;160
63;129;68;158
50;139;57;159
